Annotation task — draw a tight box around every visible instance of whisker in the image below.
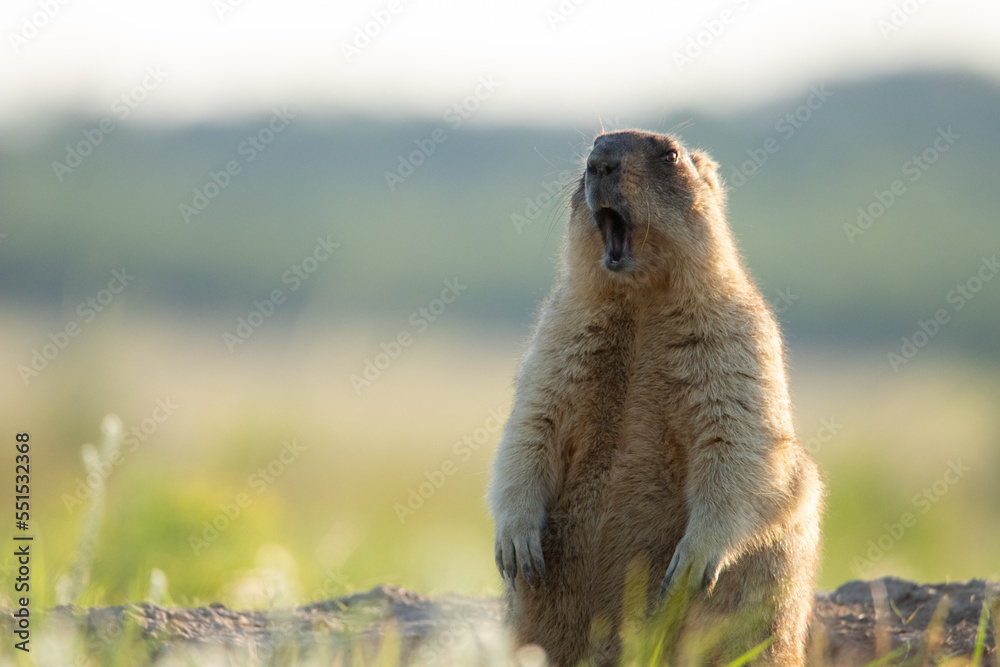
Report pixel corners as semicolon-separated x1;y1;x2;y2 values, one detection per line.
666;118;695;140
533;146;559;172
541;181;576;254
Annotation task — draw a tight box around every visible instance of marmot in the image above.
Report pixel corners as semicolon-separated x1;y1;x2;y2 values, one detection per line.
489;130;823;666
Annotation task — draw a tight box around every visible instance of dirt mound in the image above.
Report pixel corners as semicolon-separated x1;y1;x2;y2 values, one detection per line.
11;577;998;664
813;578;997;665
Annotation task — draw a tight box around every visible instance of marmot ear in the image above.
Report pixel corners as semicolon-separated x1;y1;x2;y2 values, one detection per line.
689;149;721;194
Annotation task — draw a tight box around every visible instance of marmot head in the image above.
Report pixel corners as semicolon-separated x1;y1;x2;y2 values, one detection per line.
568;130;728;285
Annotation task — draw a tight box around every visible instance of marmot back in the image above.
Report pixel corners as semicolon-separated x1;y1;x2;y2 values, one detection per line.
489;130;823;666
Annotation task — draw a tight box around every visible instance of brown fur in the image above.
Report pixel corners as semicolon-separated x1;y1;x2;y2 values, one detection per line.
489;130;823;666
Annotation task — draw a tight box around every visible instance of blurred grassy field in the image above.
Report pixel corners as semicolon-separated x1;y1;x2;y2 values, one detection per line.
2;308;998;610
3;71;1000;614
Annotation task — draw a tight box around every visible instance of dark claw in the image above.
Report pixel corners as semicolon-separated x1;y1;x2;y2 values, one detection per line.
504;545;517;586
658;578;670;601
661;563;678;592
534;554;546;586
659;546;683;602
701;555;722;594
526;541;546;590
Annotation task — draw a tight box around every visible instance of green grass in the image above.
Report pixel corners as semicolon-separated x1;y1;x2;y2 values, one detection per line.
3;323;1000;605
1;315;998;664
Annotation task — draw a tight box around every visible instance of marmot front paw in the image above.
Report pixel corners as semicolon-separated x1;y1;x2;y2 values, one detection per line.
494;512;547;590
659;533;725;600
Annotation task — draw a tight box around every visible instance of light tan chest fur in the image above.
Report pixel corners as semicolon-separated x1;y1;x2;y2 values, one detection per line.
529;286;769;598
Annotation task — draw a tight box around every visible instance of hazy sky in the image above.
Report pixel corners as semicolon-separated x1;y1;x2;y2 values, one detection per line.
2;0;999;134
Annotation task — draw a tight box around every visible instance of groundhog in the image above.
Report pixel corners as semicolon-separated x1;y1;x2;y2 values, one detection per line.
489;130;823;666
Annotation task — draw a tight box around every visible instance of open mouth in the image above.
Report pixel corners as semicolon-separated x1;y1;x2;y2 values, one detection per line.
594;207;631;271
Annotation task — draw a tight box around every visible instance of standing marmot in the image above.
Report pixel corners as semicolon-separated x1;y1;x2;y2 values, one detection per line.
489;130;823;666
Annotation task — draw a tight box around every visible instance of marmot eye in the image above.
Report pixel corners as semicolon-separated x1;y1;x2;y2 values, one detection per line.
662;150;678;163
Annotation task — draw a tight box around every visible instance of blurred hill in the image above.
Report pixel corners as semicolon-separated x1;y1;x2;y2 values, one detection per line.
2;70;999;355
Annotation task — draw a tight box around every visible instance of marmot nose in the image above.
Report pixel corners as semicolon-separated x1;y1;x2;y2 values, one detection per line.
587;153;620;177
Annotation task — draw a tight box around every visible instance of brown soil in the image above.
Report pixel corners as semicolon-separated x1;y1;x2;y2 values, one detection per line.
812;578;997;665
12;577;999;665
